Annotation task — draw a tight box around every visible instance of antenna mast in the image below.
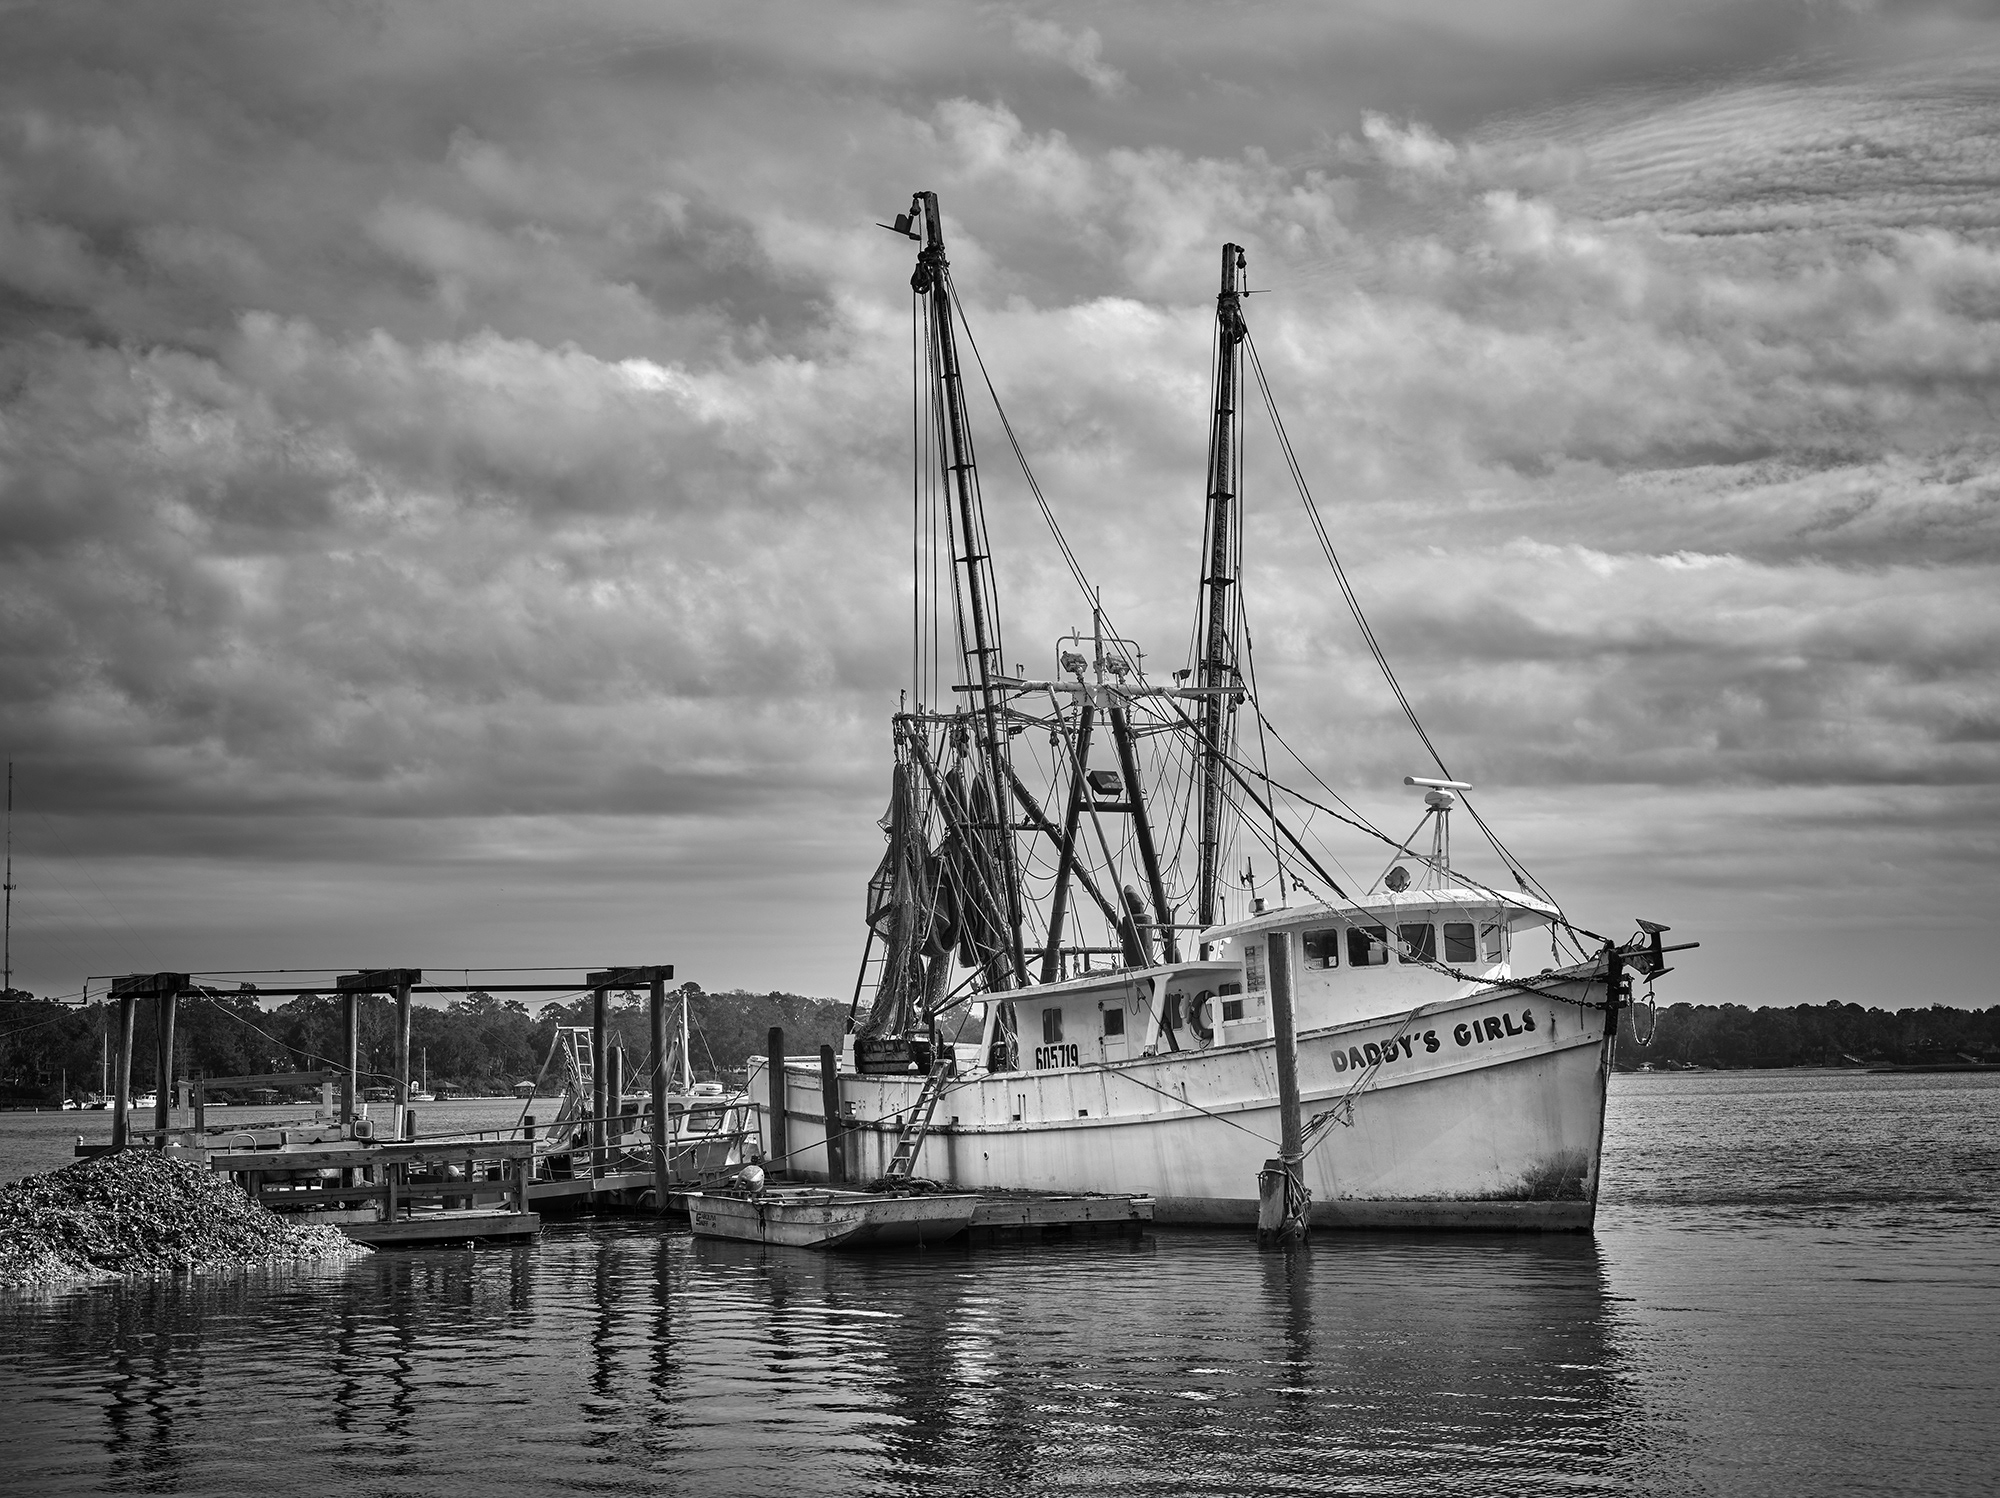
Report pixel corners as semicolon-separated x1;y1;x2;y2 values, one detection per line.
1195;246;1248;955
3;761;13;994
904;191;1028;987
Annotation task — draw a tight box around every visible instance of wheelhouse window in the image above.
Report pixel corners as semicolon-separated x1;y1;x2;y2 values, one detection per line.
1348;925;1391;966
1443;922;1477;964
1102;1007;1124;1037
1398;923;1437;963
1480;922;1507;962
1302;929;1340;969
1043;1007;1064;1044
1221;997;1245;1021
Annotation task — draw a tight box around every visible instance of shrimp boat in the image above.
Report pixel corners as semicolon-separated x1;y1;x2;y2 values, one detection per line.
752;193;1689;1233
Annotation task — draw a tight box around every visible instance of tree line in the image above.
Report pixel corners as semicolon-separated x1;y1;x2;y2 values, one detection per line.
1614;1000;2000;1070
0;984;849;1103
8;987;1994;1100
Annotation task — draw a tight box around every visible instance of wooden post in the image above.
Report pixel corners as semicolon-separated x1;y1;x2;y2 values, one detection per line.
153;988;177;1145
607;1045;625;1162
585;966;674;1185
340;989;358;1127
1260;930;1309;1247
819;1043;845;1183
111;992;135;1151
591;983;608;1176
336;970;419;1139
108;974;186;1151
193;1077;206;1136
649;974;670;1196
394;978;412;1127
766;1026;787;1176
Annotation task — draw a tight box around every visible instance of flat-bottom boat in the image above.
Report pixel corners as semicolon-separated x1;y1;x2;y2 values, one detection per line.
685;1187;979;1250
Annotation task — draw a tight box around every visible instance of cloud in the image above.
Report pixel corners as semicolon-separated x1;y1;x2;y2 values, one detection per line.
1;0;1998;1005
1011;18;1128;99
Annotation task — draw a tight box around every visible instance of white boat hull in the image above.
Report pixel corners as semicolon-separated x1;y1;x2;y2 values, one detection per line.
684;1188;980;1249
756;982;1615;1231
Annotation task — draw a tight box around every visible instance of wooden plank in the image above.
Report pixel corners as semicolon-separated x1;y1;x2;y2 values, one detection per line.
369;1139;537;1162
211;1141;534;1172
525;1170;655;1202
340;1211;540;1245
258;1186;391;1206
968;1194;1154;1228
212;1149;383;1171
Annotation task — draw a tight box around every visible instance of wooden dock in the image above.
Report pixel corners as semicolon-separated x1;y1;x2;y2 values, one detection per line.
207;1135;543;1247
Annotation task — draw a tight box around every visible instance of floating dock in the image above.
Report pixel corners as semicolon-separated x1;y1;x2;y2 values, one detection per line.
663;1186;1153;1246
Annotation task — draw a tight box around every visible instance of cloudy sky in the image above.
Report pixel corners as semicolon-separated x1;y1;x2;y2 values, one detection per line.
2;0;1996;1008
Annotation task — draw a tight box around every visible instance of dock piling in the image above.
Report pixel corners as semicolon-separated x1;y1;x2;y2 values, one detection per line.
394;975;412;1133
108;974;187;1150
648;973;669;1194
586;967;674;1190
340;988;357;1126
607;1045;624;1162
111;991;134;1151
766;1026;787;1176
153;987;177;1145
1259;931;1310;1248
819;1043;845;1182
590;980;608;1176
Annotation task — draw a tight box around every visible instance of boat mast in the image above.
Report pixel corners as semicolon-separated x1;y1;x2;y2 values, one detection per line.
1195;247;1246;958
680;984;692;1092
906;191;1028;987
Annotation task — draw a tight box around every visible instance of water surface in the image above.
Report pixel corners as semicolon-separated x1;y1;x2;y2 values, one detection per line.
3;1072;1995;1496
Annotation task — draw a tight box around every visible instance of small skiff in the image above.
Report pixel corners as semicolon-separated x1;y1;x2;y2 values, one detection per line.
685;1188;978;1250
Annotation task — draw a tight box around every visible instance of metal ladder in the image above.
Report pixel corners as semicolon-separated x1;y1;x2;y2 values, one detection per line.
883;1052;954;1186
560;1026;595;1096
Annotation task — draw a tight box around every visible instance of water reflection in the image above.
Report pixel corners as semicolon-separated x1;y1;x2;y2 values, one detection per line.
0;1225;1666;1497
9;1074;1995;1494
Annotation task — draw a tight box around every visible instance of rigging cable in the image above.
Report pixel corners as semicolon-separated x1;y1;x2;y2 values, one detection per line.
1240;329;1573;934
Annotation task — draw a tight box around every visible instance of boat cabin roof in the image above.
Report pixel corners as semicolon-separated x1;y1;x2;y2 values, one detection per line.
1000;960;1239;1001
1200;884;1559;945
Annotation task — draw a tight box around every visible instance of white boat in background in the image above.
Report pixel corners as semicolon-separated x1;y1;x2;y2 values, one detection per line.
750;194;1688;1233
410;1050;435;1103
